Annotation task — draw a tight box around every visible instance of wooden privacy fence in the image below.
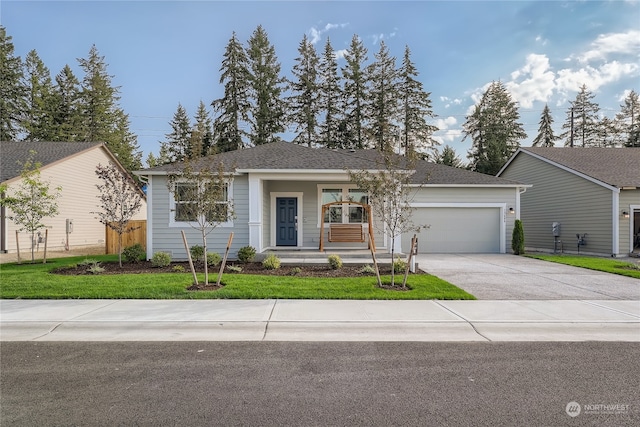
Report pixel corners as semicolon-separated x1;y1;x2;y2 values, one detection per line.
106;220;146;254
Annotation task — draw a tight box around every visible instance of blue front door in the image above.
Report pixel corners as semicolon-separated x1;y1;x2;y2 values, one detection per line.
276;197;297;246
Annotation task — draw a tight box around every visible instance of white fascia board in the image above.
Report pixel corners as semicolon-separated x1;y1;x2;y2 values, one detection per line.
246;171;352;181
406;183;531;189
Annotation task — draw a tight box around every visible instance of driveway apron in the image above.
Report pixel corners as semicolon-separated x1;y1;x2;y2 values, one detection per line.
416;254;640;300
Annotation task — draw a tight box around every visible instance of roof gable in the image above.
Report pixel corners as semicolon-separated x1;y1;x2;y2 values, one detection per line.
499;147;640;188
1;141;103;183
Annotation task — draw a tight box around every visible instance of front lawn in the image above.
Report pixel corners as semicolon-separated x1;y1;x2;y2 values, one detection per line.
526;254;640;279
0;255;475;300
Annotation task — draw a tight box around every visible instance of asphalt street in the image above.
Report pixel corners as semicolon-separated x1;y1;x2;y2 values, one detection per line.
2;341;638;426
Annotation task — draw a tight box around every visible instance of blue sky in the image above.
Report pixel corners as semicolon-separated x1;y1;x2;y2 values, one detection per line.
3;0;639;163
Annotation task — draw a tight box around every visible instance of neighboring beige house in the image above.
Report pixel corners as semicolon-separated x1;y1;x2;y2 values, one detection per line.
498;147;640;257
1;141;146;254
137;142;526;260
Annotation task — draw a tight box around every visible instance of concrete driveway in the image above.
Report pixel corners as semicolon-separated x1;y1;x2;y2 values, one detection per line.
416;254;640;300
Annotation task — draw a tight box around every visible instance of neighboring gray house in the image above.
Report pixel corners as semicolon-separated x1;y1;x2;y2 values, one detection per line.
498;147;640;257
136;142;526;260
1;141;146;254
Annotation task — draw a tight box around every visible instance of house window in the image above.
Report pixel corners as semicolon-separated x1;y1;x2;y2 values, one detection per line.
171;180;232;226
319;185;368;224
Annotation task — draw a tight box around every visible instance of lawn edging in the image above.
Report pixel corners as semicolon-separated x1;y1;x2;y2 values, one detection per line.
525;253;640;279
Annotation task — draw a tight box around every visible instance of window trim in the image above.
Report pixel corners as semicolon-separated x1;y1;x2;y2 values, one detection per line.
169;178;234;228
317;184;369;227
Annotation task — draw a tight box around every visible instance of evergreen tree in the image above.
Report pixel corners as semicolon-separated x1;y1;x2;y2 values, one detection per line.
160;104;192;163
561;84;600;147
77;45;119;143
0;26;27;140
397;45;438;158
52;65;82;141
366;41;400;152
532;104;558;147
615;90;640;147
288;34;320;147
318;38;342;148
110;109;142;172
213;32;251;152
193;100;214;156
435;145;463;168
341;35;369;149
246;25;286;145
22;50;56;141
463;81;526;175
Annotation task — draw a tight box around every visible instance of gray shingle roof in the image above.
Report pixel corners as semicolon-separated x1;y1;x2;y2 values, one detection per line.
141;141;522;186
519;147;640;188
1;141;103;183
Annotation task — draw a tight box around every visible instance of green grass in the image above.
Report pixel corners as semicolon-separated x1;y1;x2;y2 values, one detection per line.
526;254;640;279
0;255;475;300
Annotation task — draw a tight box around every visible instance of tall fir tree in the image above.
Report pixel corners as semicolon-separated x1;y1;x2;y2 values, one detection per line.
561;84;601;147
160;104;192;163
341;35;369;149
397;45;438;158
213;32;251;152
366;41;400;152
0;26;27;140
463;81;526;175
318;38;343;148
193;101;214;156
52;65;82;141
615;90;640;147
110;109;142;172
246;25;287;145
532;104;558;147
22;50;56;141
288;34;320;147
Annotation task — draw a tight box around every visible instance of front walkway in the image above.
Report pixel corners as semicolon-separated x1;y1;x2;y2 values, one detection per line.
416;254;640;300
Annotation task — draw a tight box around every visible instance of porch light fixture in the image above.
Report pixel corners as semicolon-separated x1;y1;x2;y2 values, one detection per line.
622;210;630;218
508;207;515;214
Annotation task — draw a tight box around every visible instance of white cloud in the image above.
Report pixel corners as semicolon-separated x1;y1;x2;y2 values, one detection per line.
334;49;348;60
505;54;556;108
556;60;639;94
432;116;460;143
307;22;348;45
535;35;548;46
573;30;640;63
440;96;462;109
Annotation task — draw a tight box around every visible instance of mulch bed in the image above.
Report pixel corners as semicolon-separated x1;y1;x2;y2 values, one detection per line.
52;260;399;278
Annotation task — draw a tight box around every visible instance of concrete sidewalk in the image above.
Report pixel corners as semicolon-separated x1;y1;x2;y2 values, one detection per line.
1;299;638;342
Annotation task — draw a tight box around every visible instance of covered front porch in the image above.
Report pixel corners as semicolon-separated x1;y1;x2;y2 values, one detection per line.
245;172;392;255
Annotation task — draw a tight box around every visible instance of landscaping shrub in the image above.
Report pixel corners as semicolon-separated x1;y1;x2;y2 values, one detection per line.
237;246;256;263
151;251;171;268
190;245;205;262
122;243;145;264
393;257;407;274
206;252;222;266
289;267;302;276
262;254;281;270
328;254;343;269
172;265;186;273
86;261;105;274
512;219;525;255
227;265;243;273
359;264;376;275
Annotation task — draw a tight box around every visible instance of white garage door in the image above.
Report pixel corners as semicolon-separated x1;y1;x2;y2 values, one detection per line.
404;207;501;253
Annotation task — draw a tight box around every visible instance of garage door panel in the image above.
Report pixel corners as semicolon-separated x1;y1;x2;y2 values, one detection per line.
405;208;501;253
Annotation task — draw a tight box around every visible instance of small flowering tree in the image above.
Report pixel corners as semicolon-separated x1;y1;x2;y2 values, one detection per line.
0;152;61;263
93;163;143;267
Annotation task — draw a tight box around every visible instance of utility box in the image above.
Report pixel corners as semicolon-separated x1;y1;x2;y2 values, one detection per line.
66;219;74;234
552;222;561;237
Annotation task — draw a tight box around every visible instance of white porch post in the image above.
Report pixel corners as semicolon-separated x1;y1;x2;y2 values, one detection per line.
248;176;263;252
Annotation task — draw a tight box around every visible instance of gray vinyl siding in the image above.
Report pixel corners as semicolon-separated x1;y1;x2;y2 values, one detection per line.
619;189;640;253
150;174;249;260
501;154;613;255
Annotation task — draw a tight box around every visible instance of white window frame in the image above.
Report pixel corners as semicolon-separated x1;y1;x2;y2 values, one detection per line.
169;178;234;228
317;184;369;227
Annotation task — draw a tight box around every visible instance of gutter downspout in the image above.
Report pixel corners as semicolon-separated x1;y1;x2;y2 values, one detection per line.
612;189;620;257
